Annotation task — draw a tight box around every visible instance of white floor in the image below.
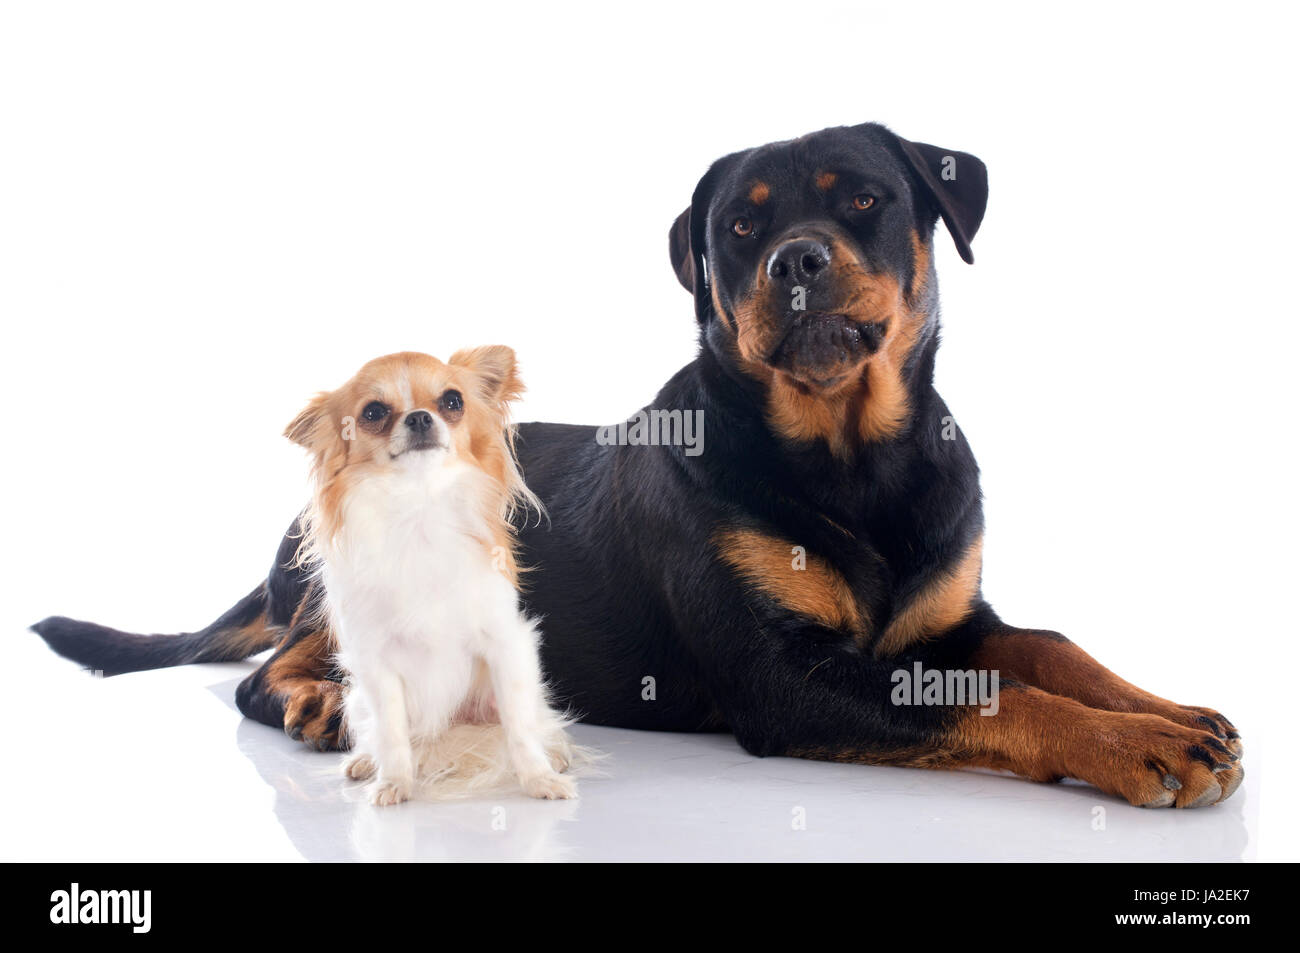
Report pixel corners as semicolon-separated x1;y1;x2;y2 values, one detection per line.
4;633;1258;863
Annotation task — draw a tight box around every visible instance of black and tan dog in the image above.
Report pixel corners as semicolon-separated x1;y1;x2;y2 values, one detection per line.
35;122;1242;808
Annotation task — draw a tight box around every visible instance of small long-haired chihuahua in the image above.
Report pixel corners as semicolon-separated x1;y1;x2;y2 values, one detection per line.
288;347;577;805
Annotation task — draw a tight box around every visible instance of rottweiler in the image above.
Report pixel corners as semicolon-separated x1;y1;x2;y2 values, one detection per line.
35;122;1243;808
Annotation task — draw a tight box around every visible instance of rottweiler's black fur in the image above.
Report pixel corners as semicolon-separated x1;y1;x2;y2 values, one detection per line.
35;122;1244;807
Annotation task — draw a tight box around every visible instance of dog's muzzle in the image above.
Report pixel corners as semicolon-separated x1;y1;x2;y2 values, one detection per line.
768;312;886;386
392;410;446;456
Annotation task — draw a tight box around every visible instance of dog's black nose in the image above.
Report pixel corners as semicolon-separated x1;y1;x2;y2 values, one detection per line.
766;239;831;286
404;410;434;433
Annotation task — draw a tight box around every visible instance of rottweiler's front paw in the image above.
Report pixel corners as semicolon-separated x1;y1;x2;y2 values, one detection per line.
283;680;349;751
1089;713;1242;808
1176;705;1242;758
1145;701;1242;758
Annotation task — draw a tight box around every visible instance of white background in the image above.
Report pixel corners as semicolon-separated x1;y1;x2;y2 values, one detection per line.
2;1;1296;860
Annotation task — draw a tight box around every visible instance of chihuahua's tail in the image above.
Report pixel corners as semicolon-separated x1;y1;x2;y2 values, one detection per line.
30;582;282;677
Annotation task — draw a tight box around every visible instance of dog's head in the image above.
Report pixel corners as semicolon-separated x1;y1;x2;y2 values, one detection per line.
670;123;988;449
286;347;537;552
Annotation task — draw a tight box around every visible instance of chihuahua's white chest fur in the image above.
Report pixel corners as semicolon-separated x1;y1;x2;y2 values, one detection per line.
322;457;574;805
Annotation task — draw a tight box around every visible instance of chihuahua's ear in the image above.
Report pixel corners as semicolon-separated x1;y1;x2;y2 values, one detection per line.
450;345;524;405
285;392;332;449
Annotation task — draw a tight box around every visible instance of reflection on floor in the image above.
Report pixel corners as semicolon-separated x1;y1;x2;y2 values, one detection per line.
5;639;1255;862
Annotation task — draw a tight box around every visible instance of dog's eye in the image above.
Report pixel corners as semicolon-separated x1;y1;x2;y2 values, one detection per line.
851;194;876;211
439;390;463;414
361;401;390;422
731;216;754;237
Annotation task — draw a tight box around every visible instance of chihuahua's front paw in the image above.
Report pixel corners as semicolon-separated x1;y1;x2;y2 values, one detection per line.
344;753;376;781
366;778;411;807
521;771;577;800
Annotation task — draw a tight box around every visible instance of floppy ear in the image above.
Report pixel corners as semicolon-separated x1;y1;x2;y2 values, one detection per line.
668;207;694;293
450;345;524;406
284;392;332;449
894;138;988;265
668;157;734;324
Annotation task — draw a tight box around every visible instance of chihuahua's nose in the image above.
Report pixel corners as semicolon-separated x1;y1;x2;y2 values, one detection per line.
766;238;831;287
404;410;434;433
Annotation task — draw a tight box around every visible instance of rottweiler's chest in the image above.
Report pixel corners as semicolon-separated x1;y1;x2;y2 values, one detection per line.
711;521;983;655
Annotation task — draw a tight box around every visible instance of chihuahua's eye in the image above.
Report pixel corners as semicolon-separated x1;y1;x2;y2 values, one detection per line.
731;216;754;237
361;401;390;422
439;390;463;414
851;194;876;211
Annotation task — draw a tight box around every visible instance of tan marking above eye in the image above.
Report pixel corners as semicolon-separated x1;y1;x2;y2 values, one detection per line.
748;181;770;205
732;216;754;237
816;171;838;191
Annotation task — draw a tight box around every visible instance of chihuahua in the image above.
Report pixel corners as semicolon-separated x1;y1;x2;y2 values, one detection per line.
287;347;576;805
